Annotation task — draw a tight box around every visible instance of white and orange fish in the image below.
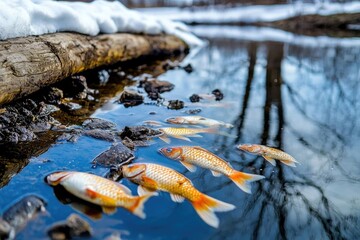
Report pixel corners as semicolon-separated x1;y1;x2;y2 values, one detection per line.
159;146;264;193
121;163;235;228
46;171;154;218
158;127;217;143
237;144;299;167
166;116;233;128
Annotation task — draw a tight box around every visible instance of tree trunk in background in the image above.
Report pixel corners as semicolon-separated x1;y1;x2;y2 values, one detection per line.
0;33;188;106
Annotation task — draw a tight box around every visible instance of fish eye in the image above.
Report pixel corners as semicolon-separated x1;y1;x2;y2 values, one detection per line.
166;148;172;153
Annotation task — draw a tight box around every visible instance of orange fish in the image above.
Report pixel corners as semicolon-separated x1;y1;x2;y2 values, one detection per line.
121;163;235;228
46;171;154;218
237;144;299;167
158;127;228;143
159;146;264;193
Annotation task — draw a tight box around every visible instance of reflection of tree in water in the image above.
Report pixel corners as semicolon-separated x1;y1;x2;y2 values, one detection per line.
204;42;359;239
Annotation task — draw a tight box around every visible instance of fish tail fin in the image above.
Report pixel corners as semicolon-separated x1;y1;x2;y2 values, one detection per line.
279;158;299;167
192;194;235;228
229;170;265;194
128;193;155;219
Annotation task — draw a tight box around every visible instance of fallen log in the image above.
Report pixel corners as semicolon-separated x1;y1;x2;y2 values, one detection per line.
0;33;188;106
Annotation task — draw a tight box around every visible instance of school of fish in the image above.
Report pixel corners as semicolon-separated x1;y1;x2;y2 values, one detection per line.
41;115;299;230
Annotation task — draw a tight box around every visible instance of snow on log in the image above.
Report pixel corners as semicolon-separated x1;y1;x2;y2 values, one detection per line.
0;32;188;106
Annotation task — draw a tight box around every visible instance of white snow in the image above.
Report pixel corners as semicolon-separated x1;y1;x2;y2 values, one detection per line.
0;0;203;47
190;25;360;47
139;2;360;24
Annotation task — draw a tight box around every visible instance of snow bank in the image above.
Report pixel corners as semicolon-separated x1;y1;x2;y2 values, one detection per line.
191;25;360;47
0;0;203;47
139;2;360;24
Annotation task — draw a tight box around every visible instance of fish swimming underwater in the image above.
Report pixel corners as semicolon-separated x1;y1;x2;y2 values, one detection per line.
46;171;154;218
166;116;233;128
158;127;232;143
121;163;235;228
159;146;264;194
237;144;299;167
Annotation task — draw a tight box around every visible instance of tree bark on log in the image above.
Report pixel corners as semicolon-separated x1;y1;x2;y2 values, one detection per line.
0;33;188;106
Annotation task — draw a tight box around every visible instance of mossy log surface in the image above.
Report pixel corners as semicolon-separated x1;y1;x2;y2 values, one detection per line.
0;33;188;106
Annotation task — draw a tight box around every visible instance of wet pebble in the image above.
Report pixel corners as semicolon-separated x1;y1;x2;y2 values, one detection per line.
2;195;46;237
212;89;224;101
185;109;202;114
182;63;193;73
118;90;144;107
83;129;116;142
104;167;123;182
43;87;63;105
167;100;184;110
47;214;92;240
119;126;163;141
82;118;116;130
0;218;13;240
189;94;201;103
91;142;134;168
60;102;82;111
140;79;174;96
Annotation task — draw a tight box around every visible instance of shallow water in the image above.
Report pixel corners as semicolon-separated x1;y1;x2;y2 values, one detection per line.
1;26;360;239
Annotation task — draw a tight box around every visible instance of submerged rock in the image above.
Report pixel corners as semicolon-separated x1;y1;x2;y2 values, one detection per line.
182;63;193;73
43;87;64;105
119;126;163;141
2;195;46;237
189;94;201;103
47;213;92;240
91;142;134;168
104;167;123;182
167;100;184;110
82;118;116;130
83;129;116;142
0;218;12;240
212;89;224;101
185;109;202;115
140;79;174;100
118;90;144;107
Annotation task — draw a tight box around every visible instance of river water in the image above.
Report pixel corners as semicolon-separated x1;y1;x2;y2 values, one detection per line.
0;25;359;239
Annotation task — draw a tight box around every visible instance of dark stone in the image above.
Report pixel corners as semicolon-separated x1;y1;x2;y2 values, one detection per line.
212;89;224;101
185;109;202;114
182;63;193;73
47;214;92;240
189;94;201;103
141;79;174;95
91;142;134;168
71;75;88;94
149;111;156;115
167;100;184;110
83;129;116;142
147;91;162;101
0;218;12;240
104;166;123;182
43;87;64;105
119;126;163;141
118;90;144;107
121;137;135;151
3;195;46;234
82;118;116;130
162;60;179;71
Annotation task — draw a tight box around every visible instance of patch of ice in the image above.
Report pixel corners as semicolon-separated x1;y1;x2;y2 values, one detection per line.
139;2;360;24
0;0;204;48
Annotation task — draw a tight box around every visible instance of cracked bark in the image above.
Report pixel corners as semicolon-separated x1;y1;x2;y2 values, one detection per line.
0;32;188;106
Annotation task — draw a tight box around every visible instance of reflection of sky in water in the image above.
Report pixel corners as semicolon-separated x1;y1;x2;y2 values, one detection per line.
0;27;359;239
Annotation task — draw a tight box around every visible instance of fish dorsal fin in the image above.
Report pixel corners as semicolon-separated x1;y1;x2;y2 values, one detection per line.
115;183;132;195
180;161;197;172
170;193;185;203
102;206;117;215
159;135;171;144
137;185;159;196
263;155;276;166
85;186;98;199
173;135;192;142
199;117;207;120
211;170;222;177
